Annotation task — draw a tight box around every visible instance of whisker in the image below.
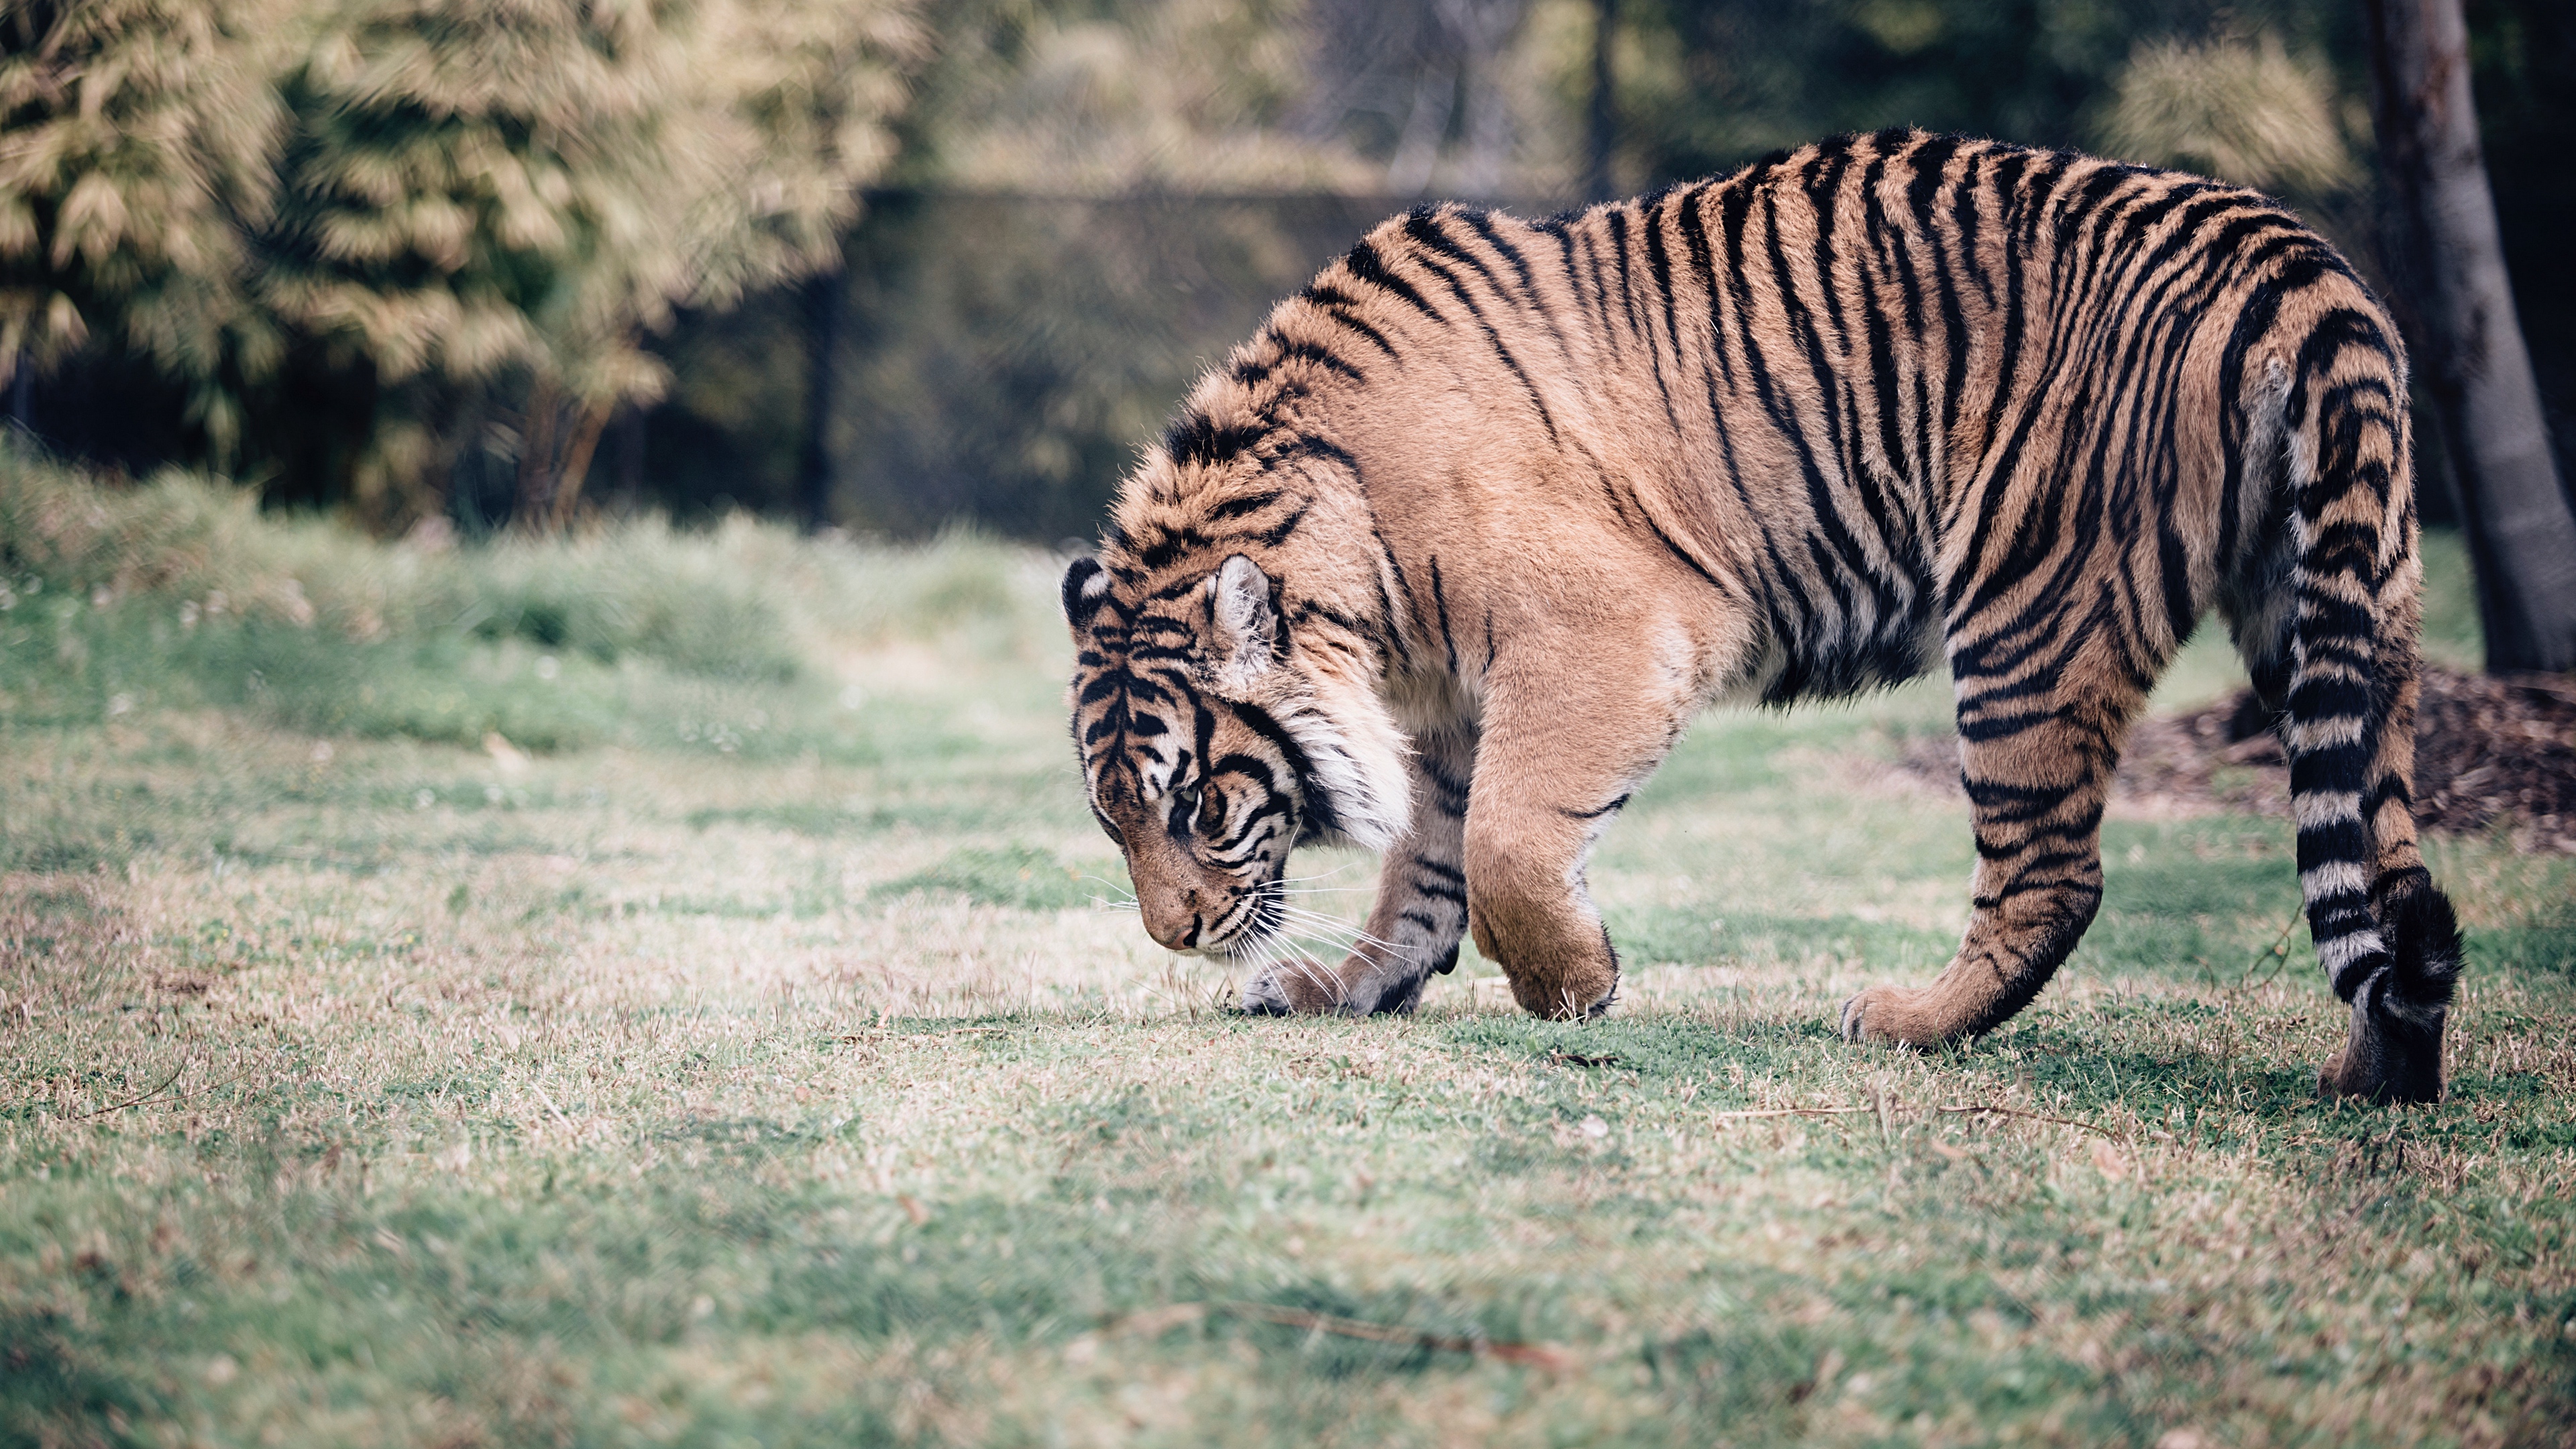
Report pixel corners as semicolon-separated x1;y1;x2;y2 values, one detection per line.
1271;906;1405;954
1269;916;1368;947
1250;912;1366;953
1269;908;1384;942
1270;863;1365;886
1271;951;1346;1007
1269;926;1402;971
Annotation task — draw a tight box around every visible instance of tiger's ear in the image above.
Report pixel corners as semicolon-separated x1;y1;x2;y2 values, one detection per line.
1206;554;1279;695
1061;556;1112;639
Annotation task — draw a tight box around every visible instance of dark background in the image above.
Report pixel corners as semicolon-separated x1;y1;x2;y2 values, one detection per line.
12;0;2571;539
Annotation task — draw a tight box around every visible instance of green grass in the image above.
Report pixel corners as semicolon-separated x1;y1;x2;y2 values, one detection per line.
3;455;2571;1446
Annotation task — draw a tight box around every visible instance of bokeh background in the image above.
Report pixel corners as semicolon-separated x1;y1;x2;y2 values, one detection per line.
8;10;2576;1444
7;0;2571;545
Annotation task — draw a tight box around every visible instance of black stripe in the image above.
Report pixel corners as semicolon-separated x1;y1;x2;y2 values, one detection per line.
1560;794;1630;820
1342;239;1442;323
1428;554;1458;674
1403;243;1562;444
1209;492;1282;521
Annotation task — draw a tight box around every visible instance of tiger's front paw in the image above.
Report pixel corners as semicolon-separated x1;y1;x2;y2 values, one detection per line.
1236;955;1426;1016
1336;961;1429;1016
1234;970;1298;1015
1234;956;1342;1015
1837;985;1952;1047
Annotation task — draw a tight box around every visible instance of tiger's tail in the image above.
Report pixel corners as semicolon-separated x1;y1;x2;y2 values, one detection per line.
2270;295;2463;1103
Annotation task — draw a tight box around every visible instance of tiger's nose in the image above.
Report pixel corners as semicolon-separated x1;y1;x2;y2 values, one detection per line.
1142;891;1205;951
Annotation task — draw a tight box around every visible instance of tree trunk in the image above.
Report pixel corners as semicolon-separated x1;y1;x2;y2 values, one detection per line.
796;268;842;533
512;378;566;531
544;401;612;533
511;380;610;533
1385;66;1455;195
1583;0;1616;203
2367;0;2576;673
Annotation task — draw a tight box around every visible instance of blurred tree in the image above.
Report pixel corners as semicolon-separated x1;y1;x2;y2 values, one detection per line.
1306;0;1533;194
2470;0;2576;478
0;0;290;449
894;0;1590;199
1609;1;2371;180
663;192;1402;541
1582;0;1615;201
2369;0;2576;672
1;0;925;531
2094;28;2359;194
17;0;2574;553
900;0;1375;194
264;0;924;530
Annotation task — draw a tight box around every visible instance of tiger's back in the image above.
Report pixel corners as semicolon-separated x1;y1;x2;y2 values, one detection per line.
1066;129;2461;1102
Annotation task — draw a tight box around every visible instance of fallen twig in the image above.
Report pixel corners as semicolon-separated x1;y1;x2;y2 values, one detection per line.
1709;1106;1874;1121
529;1079;577;1132
72;1064;187;1119
1935;1104;2128;1142
1548;1051;1625;1069
2233;904;2306;994
70;1062;250;1120
1109;1301;1575;1371
1706;1101;2125;1141
836;1025;1010;1043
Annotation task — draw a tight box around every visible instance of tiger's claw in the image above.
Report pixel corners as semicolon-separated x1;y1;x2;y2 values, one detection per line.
1233;969;1299;1015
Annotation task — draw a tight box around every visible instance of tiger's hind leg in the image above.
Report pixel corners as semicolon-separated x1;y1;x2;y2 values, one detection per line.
1840;659;2143;1047
2314;575;2463;1103
1238;720;1476;1016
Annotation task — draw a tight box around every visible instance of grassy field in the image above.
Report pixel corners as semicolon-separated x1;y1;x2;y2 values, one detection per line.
3;451;2572;1447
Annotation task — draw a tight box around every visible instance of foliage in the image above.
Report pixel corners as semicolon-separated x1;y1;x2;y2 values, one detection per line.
816;193;1403;540
0;0;290;390
910;0;1369;194
0;436;1040;753
2096;29;2362;193
0;0;927;527
1604;1;2363;187
8;0;2573;541
1283;0;1584;196
898;0;1595;197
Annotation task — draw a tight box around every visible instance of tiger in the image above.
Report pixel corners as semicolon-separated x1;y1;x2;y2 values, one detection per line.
1061;128;2464;1104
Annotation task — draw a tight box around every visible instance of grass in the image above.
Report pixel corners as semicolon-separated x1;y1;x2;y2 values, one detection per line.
3;453;2571;1447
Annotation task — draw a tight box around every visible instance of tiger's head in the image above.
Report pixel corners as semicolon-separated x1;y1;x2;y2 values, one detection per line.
1063;549;1409;957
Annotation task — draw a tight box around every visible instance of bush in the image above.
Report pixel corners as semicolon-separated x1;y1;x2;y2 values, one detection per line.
0;440;1044;752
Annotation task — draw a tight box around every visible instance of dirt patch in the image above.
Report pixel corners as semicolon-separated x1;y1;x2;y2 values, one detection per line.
1884;665;2576;853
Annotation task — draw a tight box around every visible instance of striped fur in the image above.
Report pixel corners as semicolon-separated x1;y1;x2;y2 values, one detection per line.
1064;129;2462;1102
